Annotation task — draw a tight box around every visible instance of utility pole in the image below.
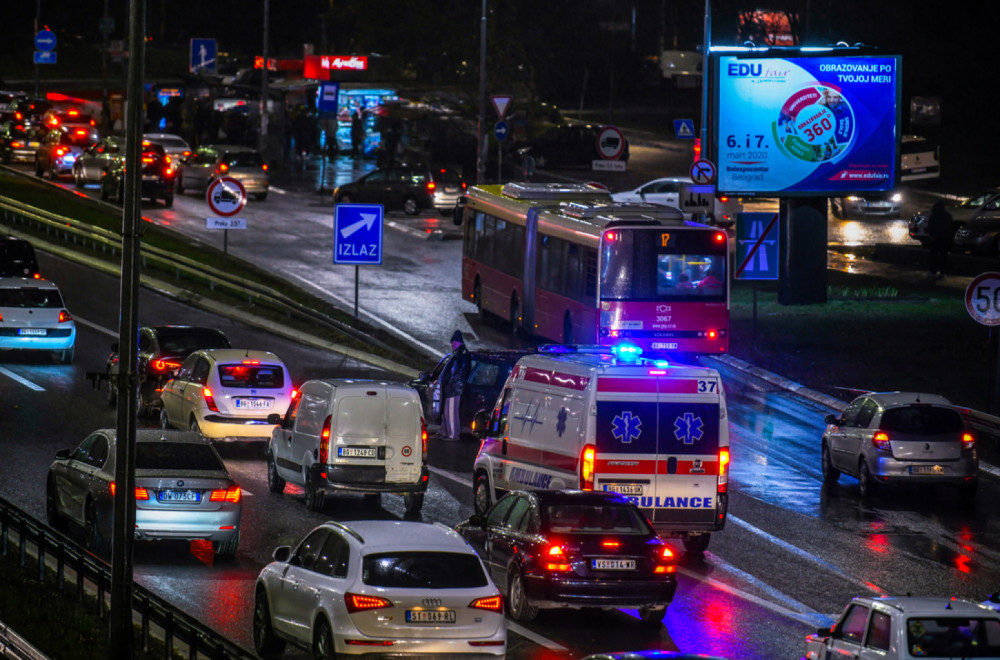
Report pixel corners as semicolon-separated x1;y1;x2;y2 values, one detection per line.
33;0;41;98
259;0;270;158
475;0;487;184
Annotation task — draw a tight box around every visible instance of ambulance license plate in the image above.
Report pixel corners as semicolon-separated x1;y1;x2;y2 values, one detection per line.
910;465;944;475
406;610;455;623
339;447;376;458
593;559;635;570
604;483;643;495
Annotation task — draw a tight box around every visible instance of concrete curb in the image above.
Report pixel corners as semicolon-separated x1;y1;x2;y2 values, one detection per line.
710;353;847;412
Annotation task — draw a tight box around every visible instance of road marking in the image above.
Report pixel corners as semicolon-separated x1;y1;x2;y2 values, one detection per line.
0;366;45;391
428;465;472;488
73;315;117;338
269;186;286;195
507;622;568;651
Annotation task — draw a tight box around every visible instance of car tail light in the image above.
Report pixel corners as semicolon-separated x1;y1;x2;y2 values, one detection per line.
543;544;571;571
151;359;180;372
718;448;730;493
579;444;595;490
653;544;676;573
319;415;332;463
203;386;219;412
182;150;191;158
142;156;154;164
470;595;503;613
210;486;242;503
110;483;149;499
290;388;298;400
345;593;392;612
426;181;437;193
872;431;891;451
218;163;229;173
163;167;174;177
14;112;23;120
55;147;66;157
261;163;268;171
719;195;729;203
601;540;620;549
421;418;428;461
48;117;59;126
10;141;23;148
74;129;87;137
58;310;72;323
962;432;975;451
715;232;726;243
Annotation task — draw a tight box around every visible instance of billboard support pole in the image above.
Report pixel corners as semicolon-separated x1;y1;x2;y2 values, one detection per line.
700;0;710;152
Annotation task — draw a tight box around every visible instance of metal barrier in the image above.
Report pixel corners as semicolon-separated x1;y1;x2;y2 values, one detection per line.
0;496;258;660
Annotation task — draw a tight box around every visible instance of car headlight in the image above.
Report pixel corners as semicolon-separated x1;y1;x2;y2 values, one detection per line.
891;193;902;203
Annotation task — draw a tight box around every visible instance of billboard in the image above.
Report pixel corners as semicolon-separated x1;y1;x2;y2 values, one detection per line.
713;51;901;196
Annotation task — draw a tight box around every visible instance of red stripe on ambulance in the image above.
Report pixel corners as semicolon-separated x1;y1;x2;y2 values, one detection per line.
597;378;700;394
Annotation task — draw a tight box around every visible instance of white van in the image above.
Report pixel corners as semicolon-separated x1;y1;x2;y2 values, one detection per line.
266;379;429;515
471;346;729;553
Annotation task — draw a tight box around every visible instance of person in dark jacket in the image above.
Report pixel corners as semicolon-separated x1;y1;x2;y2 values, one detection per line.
439;330;471;440
926;200;954;278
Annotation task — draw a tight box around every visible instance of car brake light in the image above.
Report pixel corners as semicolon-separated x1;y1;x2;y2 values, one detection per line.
182;150;191;158
241;359;260;365
319;414;332;463
872;431;891;451
290;388;298;400
470;595;503;613
74;129;86;136
544;544;571;571
719;195;729;203
218;163;229;173
48;117;59;126
203;386;219;412
14;112;22;120
164;167;174;177
151;359;179;372
262;163;268;171
164;155;171;165
10;141;23;148
601;540;620;549
55;147;66;157
58;310;72;323
426;181;436;193
345;593;392;612
110;483;149;499
579;444;595;490
962;432;975;451
718;448;730;493
142;156;154;163
210;485;241;503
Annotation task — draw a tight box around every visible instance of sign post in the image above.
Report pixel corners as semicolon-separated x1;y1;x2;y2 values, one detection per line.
736;212;781;340
965;272;1000;412
334;203;384;323
206;176;248;266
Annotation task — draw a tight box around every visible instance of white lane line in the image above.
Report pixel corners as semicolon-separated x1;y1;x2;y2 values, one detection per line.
428;465;473;488
269;186;287;195
506;622;569;651
73;315;118;338
0;366;45;391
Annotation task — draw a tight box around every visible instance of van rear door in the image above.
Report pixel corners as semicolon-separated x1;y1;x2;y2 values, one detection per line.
384;390;423;484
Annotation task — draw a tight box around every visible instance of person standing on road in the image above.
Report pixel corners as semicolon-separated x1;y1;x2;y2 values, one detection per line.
438;330;471;441
927;200;954;278
351;107;365;158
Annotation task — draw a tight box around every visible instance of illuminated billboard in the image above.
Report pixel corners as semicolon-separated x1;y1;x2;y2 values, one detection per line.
713;51;901;196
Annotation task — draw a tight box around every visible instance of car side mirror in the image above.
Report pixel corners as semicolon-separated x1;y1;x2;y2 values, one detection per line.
468;513;485;528
472;410;489;439
272;545;291;563
55;448;71;460
824;414;839;425
267;413;282;425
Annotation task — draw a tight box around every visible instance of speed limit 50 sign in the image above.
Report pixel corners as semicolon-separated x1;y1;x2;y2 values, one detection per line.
966;272;1000;326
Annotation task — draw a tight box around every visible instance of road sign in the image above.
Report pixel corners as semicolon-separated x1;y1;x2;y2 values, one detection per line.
34;51;57;65
190;38;217;74
690;159;717;185
494;120;509;141
98;17;114;34
206;177;247;217
317;82;340;113
679;183;715;215
35;30;57;52
206;217;247;230
735;212;780;281
592;160;626;172
596;126;626;160
491;95;512;119
966;272;1000;326
674;119;696;139
334;204;383;265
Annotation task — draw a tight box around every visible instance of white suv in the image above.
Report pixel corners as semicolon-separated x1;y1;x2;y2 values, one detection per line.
252;520;506;659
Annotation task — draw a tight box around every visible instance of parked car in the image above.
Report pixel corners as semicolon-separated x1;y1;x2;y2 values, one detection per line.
333;164;467;215
103;325;231;416
804;596;1000;660
0;236;40;277
100;140;176;206
159;348;295;441
252;520;506;659
900;134;940;182
830;191;903;219
0;120;46;164
610;176;740;225
514;124;629;169
0;276;75;363
821;391;977;500
12;97;52;125
454;489;677;624
72;135;124;187
176;144;269;200
909;188;1000;247
46;429;243;556
143;132;191;159
408;349;532;436
34;123;100;179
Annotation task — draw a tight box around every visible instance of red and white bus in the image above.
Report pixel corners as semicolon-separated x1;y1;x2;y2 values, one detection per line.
461;182;729;354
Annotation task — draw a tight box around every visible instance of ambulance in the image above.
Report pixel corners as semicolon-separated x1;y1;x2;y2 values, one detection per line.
471;345;729;553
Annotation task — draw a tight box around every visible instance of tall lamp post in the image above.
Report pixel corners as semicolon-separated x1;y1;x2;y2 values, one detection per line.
475;0;487;184
259;0;270;157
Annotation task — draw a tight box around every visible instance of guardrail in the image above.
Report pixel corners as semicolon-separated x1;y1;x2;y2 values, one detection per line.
0;496;258;660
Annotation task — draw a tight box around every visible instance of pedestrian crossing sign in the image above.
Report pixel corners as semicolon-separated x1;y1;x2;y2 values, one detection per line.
674;119;696;139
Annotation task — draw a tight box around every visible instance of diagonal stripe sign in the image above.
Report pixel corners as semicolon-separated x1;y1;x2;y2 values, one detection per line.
736;212;780;280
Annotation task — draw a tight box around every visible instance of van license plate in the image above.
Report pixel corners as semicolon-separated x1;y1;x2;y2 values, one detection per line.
604;484;643;495
158;490;200;502
235;398;272;409
910;465;944;475
406;610;455;623
339;447;377;458
593;559;635;570
17;328;46;336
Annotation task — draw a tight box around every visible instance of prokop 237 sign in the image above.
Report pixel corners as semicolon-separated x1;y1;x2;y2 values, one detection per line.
714;53;900;196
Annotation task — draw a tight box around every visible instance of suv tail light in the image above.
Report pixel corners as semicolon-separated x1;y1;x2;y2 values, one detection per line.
203;386;219;412
58;310;72;323
470;595;503;613
962;432;975;451
872;431;891;451
579;444;595;490
718;447;730;493
319;414;332;463
210;486;242;503
345;593;392;612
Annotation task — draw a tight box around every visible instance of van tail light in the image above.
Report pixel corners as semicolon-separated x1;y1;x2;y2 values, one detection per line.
345;593;392;612
470;595;503;613
203;387;219;412
579;444;596;490
210;485;242;503
58;310;73;323
543;544;571;571
290;388;299;400
420;418;428;465
962;432;975;451
717;448;730;494
319;414;332;463
872;431;891;451
110;483;149;500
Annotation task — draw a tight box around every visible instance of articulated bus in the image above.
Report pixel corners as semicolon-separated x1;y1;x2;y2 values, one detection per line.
461;182;730;355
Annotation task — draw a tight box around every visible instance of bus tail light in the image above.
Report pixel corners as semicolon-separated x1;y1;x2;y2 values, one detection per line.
707;329;718;340
580;444;596;490
718;448;730;493
319;415;332;463
203;387;219;412
872;431;891;451
962;432;975;451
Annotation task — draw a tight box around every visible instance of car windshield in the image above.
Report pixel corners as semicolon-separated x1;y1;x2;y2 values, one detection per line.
149;137;188;150
961;192;997;208
543;503;652;535
905;616;1000;657
136;442;225;471
0;287;62;308
217;363;285;389
227;152;262;167
880;406;964;435
156;329;230;355
362;551;488;589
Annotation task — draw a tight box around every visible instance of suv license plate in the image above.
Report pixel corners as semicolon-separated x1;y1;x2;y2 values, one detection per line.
910;465;944;475
593;559;636;570
158;490;200;502
339;447;377;458
406;610;456;623
604;484;643;495
235;398;272;409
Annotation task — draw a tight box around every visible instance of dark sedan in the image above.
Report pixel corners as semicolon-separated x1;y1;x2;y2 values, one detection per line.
333;164;466;215
0;120;46;164
514;124;630;169
455;489;677;624
100;140;176;206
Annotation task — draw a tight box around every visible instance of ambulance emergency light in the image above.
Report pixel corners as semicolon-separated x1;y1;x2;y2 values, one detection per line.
711;47;901;197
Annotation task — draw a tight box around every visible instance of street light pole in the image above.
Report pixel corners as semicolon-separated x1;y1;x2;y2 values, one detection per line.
475;0;487;184
33;0;41;98
259;0;270;157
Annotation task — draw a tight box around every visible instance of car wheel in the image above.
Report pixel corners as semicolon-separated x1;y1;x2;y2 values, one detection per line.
858;459;877;499
163;194;173;208
213;532;239;558
830;200;843;218
85;499;111;554
60;346;74;364
46;477;64;530
49;161;58;180
34;157;44;177
403;195;419;215
403;492;424;515
267;453;285;493
313;617;336;660
252;589;286;659
189;416;202;436
304;476;325;511
255;192;267;201
638;604;667;625
473;472;493;516
100;179;109;201
683;533;710;555
821;442;840;485
73;167;83;188
507;568;538;622
176;174;185;194
159;408;171;430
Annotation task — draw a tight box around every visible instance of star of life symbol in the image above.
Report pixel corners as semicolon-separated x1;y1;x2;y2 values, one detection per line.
612;411;642;444
674;412;704;445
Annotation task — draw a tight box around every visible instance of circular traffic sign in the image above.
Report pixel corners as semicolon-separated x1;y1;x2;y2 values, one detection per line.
35;30;57;52
206;177;247;217
690;159;717;185
596;125;626;160
966;272;1000;326
494;120;509;142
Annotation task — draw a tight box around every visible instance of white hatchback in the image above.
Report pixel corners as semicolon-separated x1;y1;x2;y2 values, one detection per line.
611;176;741;225
160;348;295;441
253;520;506;659
0;276;76;363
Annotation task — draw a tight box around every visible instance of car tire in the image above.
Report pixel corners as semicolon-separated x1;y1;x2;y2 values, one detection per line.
821;442;840;485
163;194;173;208
106;371;117;406
34;158;43;177
267;453;285;493
858;459;877;499
683;533;710;555
313;617;336;660
73;167;83;188
85;499;111;554
507;568;538;622
159;408;171;430
189;416;202;436
255;192;267;201
404;492;424;515
473;472;492;516
46;477;64;530
213;533;239;558
60;347;74;364
100;179;109;201
638;604;667;625
304;476;325;511
403;195;419;215
252;589;286;660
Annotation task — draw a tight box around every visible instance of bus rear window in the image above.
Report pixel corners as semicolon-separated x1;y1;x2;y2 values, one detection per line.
601;229;726;301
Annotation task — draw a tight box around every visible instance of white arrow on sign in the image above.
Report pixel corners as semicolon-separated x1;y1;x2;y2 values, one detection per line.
340;213;377;239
